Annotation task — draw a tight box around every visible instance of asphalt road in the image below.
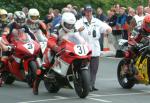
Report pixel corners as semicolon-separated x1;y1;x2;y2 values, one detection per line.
0;57;150;103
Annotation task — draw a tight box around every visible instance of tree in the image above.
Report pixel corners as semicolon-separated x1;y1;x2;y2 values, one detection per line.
0;0;148;19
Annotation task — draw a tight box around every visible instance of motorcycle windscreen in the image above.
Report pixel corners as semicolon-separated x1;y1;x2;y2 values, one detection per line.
62;33;86;44
32;30;47;42
61;33;90;56
11;30;32;43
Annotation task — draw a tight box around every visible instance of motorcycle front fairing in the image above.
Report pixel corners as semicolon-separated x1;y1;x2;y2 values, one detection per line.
51;33;91;76
10;32;41;58
58;33;91;64
8;31;41;79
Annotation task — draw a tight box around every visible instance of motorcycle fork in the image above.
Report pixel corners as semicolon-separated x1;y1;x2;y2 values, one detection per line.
0;73;4;86
121;59;130;74
71;64;75;80
22;59;30;75
0;57;8;70
122;60;134;76
71;64;80;83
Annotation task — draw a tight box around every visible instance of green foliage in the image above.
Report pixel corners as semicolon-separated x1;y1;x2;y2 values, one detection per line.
0;0;149;19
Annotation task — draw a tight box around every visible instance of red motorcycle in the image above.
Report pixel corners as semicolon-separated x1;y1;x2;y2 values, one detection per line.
44;33;92;98
0;29;41;87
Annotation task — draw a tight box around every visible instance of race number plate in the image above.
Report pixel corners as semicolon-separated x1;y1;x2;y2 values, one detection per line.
74;44;89;56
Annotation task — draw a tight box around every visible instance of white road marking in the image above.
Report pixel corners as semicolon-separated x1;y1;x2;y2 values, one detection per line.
54;96;68;99
18;98;68;103
98;78;117;81
18;91;150;103
88;97;112;102
89;92;150;97
140;90;150;93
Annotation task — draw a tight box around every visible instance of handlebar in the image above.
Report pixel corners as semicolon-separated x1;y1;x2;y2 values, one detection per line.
55;48;66;57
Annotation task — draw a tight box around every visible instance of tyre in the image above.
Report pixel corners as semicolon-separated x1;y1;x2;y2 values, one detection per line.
27;61;38;87
44;77;60;93
117;59;135;89
74;69;90;98
1;72;15;85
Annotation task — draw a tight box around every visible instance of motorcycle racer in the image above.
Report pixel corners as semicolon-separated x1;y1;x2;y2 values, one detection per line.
26;8;49;39
0;9;9;34
0;11;36;50
0;11;36;85
128;14;150;66
33;12;77;95
48;12;77;51
26;8;49;75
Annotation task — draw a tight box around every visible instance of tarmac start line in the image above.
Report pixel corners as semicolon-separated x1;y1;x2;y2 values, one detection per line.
18;91;150;103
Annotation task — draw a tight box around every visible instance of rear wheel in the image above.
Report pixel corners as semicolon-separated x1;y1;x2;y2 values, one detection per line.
74;69;90;98
44;72;60;93
1;72;15;85
44;80;60;93
117;59;135;89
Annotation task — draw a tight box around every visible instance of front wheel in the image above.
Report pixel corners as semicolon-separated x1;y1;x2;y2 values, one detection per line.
117;59;135;89
74;69;90;98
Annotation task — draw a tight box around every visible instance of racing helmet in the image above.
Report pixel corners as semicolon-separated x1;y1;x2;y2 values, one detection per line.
142;14;150;33
0;9;8;22
28;8;40;23
14;11;26;27
61;12;76;32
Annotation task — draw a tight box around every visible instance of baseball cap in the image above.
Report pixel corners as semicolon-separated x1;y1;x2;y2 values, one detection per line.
84;4;93;11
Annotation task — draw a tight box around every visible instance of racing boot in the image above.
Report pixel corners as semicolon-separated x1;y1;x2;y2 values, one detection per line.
32;68;46;95
0;78;4;87
0;73;4;87
33;77;41;95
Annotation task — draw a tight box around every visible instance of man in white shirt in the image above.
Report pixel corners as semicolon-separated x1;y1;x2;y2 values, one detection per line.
75;4;112;91
129;5;145;37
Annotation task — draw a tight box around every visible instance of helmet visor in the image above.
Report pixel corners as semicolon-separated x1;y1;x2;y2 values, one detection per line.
16;18;25;26
145;22;150;29
16;18;25;24
30;16;39;20
64;22;74;30
0;14;7;21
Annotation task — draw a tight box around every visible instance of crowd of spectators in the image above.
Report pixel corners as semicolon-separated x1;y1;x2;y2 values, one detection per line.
1;2;150;53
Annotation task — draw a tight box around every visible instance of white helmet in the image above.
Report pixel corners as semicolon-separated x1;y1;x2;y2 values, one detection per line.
0;9;8;22
61;12;76;32
14;11;26;27
28;8;40;22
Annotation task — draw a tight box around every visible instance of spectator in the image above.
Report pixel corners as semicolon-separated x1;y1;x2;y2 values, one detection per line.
50;9;61;33
75;4;112;92
44;8;54;24
111;6;128;51
144;7;150;15
129;5;145;38
61;7;71;14
117;6;128;39
44;8;54;33
96;7;108;51
96;7;107;22
7;13;14;23
78;7;84;19
127;7;136;25
22;7;28;16
106;8;117;27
